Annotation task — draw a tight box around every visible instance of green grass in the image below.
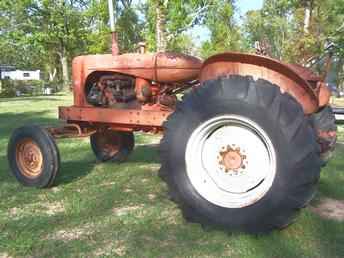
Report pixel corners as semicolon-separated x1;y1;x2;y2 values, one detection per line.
0;94;344;258
330;97;344;107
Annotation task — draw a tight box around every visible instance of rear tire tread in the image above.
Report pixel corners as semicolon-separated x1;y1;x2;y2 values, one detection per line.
160;75;320;233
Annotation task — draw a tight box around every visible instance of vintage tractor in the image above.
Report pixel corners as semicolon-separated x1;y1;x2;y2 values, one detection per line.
7;1;337;234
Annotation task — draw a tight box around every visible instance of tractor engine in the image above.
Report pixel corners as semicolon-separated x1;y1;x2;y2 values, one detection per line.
87;74;136;107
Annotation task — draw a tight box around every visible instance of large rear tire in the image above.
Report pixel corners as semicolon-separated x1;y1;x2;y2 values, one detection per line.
7;125;60;188
310;105;337;166
160;75;321;233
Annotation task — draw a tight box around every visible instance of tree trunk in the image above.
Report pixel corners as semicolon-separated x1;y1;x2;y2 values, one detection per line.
303;1;313;34
156;1;167;52
46;63;57;82
49;68;57;82
58;46;70;90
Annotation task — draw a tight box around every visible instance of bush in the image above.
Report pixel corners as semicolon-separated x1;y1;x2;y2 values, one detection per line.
0;79;16;97
0;80;44;97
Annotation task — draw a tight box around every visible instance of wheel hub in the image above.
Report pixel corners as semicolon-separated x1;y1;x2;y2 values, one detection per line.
219;145;246;173
16;139;43;178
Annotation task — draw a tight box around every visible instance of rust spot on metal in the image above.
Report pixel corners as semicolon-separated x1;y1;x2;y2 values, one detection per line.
59;106;171;131
47;124;96;139
318;81;331;107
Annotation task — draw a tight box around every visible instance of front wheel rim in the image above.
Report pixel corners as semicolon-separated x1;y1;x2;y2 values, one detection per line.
16;138;43;178
185;115;277;208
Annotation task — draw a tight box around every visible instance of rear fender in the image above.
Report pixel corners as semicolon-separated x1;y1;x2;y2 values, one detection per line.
200;52;319;114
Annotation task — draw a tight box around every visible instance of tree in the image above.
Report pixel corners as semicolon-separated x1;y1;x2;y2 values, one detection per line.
143;0;209;52
244;0;297;60
200;0;244;58
0;1;46;69
0;0;89;88
0;0;143;88
243;0;344;88
85;0;143;54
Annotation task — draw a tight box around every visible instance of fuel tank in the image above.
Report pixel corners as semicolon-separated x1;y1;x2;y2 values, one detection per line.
75;52;202;83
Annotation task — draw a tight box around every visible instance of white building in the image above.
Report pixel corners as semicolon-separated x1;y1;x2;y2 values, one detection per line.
2;70;40;80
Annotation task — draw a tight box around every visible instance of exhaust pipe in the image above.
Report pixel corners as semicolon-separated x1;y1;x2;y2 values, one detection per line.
108;0;119;56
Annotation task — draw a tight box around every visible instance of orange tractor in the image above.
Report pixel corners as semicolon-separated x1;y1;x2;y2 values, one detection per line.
7;1;337;234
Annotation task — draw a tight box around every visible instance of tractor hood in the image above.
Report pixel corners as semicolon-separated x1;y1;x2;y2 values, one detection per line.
72;52;202;84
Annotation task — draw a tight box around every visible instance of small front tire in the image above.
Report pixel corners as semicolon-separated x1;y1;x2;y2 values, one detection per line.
7;125;60;188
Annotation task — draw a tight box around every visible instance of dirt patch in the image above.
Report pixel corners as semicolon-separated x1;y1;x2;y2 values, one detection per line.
8;201;65;218
48;223;94;241
44;201;65;215
8;207;20;217
51;229;84;241
0;253;12;258
138;164;160;170
113;205;143;216
99;182;116;187
93;241;127;257
148;194;156;200
161;208;181;225
51;187;61;193
310;198;344;221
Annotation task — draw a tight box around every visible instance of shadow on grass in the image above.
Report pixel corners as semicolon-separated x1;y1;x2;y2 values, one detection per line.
129;144;160;164
56;162;93;186
0;110;161;188
53;143;160;186
32;215;344;258
0;110;60;138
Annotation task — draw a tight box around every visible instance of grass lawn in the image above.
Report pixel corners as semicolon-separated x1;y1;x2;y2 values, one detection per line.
330;97;344;107
0;94;344;258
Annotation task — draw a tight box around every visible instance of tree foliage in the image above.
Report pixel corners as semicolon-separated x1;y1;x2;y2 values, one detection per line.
0;0;343;88
200;0;245;58
0;0;143;86
243;0;344;87
143;0;209;52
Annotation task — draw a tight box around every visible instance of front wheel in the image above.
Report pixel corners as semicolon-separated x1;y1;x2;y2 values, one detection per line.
7;125;60;188
160;76;321;233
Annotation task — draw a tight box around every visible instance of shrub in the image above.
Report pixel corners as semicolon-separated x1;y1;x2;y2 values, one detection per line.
0;80;44;97
0;79;16;97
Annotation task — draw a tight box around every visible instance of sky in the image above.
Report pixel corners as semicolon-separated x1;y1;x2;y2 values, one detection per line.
238;0;264;16
189;0;264;45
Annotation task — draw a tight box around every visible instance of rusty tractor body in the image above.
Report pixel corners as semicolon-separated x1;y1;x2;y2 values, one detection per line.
8;1;337;234
56;52;202;135
53;51;330;138
8;47;335;233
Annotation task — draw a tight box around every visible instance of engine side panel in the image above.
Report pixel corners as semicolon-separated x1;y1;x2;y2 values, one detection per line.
72;53;202;107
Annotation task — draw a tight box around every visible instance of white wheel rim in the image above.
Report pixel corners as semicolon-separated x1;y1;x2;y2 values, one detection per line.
185;115;276;208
